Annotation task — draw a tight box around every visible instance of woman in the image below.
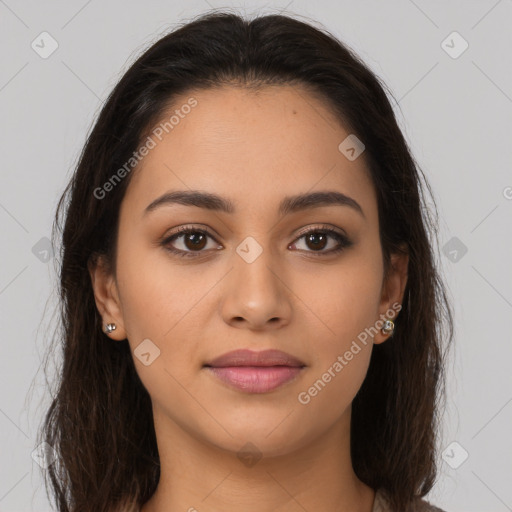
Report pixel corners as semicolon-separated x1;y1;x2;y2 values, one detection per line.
39;10;453;512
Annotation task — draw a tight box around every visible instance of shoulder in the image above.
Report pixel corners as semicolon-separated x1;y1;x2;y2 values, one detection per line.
373;488;448;512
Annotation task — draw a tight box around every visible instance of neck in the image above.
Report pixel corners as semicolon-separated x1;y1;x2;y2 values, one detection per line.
141;404;376;512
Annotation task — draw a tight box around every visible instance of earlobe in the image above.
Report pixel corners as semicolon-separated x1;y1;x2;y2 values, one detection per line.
374;246;409;344
87;253;127;340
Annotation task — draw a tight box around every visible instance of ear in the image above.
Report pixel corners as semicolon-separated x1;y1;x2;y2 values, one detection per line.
87;253;127;340
373;244;409;344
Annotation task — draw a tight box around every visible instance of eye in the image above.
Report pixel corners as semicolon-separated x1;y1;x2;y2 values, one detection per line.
161;226;222;258
161;224;353;259
289;226;353;256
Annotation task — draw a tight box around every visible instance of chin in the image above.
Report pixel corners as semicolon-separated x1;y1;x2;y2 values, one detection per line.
201;417;315;459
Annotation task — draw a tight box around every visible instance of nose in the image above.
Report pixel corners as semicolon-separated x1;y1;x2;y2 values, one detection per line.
220;246;292;331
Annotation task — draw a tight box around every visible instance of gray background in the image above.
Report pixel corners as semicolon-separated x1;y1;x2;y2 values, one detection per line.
1;0;511;511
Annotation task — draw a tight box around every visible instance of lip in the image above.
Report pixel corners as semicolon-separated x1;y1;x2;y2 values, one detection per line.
203;349;306;394
204;349;305;368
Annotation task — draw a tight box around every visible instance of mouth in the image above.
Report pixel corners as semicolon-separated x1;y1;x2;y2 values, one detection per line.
203;349;306;393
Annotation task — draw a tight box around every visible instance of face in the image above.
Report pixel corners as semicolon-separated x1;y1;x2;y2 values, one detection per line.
90;84;408;458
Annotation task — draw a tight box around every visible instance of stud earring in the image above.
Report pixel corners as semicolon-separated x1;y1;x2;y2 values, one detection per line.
104;323;117;334
381;319;395;336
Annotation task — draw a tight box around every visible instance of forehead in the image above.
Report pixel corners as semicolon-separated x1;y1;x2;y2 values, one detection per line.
121;84;377;222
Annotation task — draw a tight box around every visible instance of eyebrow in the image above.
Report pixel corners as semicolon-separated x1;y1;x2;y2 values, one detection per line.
143;190;365;219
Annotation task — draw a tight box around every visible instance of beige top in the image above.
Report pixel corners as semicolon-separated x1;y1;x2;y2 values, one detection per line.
373;488;447;512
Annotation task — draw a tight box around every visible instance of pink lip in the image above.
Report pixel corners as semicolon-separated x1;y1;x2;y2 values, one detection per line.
206;366;304;393
203;349;306;393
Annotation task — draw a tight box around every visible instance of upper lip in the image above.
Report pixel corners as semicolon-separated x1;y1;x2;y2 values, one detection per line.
204;349;306;368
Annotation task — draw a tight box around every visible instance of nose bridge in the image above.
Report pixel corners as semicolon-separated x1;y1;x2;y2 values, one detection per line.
233;233;282;298
220;233;292;328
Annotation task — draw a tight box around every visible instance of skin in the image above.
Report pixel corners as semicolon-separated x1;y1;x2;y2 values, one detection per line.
89;84;408;512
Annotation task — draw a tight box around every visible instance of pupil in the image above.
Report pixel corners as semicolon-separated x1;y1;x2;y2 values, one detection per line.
186;233;206;250
308;233;326;250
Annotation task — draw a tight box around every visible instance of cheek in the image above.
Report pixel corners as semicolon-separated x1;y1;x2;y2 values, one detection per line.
115;250;207;408
294;261;381;420
295;342;372;435
290;254;382;415
114;242;208;351
294;253;383;348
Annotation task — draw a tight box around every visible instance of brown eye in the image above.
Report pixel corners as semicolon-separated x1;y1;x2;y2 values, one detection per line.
181;231;208;251
162;227;221;258
289;227;353;256
304;232;328;251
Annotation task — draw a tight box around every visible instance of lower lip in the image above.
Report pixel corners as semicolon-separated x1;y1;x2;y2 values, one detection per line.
205;366;304;393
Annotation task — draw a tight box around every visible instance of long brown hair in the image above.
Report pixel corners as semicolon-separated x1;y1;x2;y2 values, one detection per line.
37;10;454;511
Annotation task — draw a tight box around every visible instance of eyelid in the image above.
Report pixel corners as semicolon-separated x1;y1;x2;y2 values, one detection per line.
293;223;347;239
162;224;221;244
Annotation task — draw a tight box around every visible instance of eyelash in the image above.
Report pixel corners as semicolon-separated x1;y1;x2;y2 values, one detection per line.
161;224;353;259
